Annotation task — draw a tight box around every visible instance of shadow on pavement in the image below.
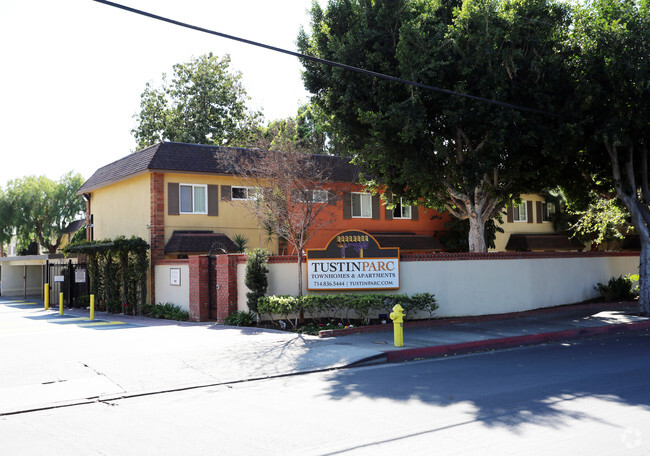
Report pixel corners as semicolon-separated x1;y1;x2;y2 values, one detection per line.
321;330;650;431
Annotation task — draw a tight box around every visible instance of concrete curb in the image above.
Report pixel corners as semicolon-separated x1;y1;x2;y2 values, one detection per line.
318;301;638;338
381;319;650;364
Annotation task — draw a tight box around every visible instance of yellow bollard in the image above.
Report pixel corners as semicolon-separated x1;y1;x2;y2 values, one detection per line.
44;284;50;310
389;304;405;347
59;292;64;316
90;294;95;320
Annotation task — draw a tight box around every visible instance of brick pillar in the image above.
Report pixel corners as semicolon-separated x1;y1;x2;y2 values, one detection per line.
189;255;211;322
216;254;239;322
149;172;165;306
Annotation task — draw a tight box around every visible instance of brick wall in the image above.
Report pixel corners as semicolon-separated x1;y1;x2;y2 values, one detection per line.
215;254;239;322
188;256;212;321
149;172;165;305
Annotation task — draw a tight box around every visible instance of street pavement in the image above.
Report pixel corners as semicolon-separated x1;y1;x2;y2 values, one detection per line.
1;296;648;416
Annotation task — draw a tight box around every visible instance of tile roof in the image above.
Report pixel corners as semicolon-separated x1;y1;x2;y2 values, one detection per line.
78;142;358;194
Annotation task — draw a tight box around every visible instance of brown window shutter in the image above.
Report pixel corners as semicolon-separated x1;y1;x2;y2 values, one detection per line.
372;195;381;220
536;201;543;224
168;183;179;216
506;204;514;223
221;185;231;201
527;201;533;223
208;185;219;216
327;189;337;205
411;206;419;221
343;192;351;219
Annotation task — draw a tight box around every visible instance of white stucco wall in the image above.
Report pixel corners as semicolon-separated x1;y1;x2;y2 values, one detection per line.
237;253;640;318
154;264;190;311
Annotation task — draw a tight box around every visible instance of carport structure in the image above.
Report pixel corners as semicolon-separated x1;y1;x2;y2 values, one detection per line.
0;254;65;299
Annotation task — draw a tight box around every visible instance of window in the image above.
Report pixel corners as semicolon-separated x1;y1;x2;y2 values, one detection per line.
180;184;207;214
392;198;412;219
513;201;527;222
297;189;328;204
232;186;257;200
313;190;329;204
542;202;556;222
351;192;372;218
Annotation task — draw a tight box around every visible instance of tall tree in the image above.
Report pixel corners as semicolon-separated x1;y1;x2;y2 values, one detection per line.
260;102;335;155
564;0;650;314
298;0;572;251
132;53;263;149
0;189;14;256
4;172;86;254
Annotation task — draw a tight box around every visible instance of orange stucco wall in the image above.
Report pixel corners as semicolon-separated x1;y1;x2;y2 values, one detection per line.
299;186;450;252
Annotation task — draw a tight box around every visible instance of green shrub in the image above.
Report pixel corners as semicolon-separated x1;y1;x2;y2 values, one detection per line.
244;248;269;313
142;302;189;321
595;275;638;301
258;292;438;324
224;310;257;327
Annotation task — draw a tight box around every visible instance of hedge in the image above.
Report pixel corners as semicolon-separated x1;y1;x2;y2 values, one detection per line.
257;293;438;327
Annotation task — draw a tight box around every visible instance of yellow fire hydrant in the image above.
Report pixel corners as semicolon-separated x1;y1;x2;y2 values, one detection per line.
389;304;405;347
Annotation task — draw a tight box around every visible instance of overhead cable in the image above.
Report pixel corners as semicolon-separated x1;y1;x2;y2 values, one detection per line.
92;0;559;117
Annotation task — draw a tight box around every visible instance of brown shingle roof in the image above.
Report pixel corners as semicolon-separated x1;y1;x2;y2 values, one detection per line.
505;234;585;251
371;233;444;252
78;142;358;194
164;231;239;255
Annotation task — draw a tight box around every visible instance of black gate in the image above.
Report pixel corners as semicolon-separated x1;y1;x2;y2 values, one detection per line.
47;260;90;308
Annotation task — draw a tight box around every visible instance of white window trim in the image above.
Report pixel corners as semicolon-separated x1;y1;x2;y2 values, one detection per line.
351;192;372;218
297;189;329;204
542;202;555;222
231;186;258;201
179;184;207;215
312;189;329;204
513;201;528;222
392;197;412;219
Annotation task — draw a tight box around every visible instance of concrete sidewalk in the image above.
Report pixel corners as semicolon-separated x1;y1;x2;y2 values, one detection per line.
1;297;648;415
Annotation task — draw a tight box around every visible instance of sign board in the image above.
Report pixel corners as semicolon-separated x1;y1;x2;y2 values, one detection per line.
306;230;399;291
54;275;65;283
170;268;181;286
75;269;86;283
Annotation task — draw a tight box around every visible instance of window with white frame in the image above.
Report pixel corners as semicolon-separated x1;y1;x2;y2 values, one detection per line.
312;189;329;204
513;201;527;222
297;189;328;204
542;202;556;222
392;198;412;219
231;186;257;200
179;184;207;214
351;192;372;218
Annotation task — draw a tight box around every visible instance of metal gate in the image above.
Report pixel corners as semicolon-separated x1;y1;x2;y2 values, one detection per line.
47;260;90;308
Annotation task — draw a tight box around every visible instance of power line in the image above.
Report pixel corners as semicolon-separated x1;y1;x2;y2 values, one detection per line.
92;0;559;117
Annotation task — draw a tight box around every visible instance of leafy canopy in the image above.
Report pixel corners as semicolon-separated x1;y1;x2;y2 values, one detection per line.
298;0;572;251
2;172;86;254
132;53;263;149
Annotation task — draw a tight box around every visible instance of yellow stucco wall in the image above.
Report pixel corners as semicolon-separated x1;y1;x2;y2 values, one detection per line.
90;172;151;242
492;193;557;251
163;173;278;255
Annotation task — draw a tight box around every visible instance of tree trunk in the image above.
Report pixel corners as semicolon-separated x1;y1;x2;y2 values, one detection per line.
468;212;487;253
297;253;305;323
639;241;650;316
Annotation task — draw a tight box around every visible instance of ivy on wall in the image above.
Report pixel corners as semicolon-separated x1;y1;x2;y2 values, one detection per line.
65;236;149;315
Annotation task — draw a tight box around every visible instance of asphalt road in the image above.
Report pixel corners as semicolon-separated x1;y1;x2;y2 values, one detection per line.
2;331;649;455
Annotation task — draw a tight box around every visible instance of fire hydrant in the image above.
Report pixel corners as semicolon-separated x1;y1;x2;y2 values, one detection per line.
389;304;404;347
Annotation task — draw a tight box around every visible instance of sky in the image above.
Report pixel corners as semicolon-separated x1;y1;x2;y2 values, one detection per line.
0;0;322;189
